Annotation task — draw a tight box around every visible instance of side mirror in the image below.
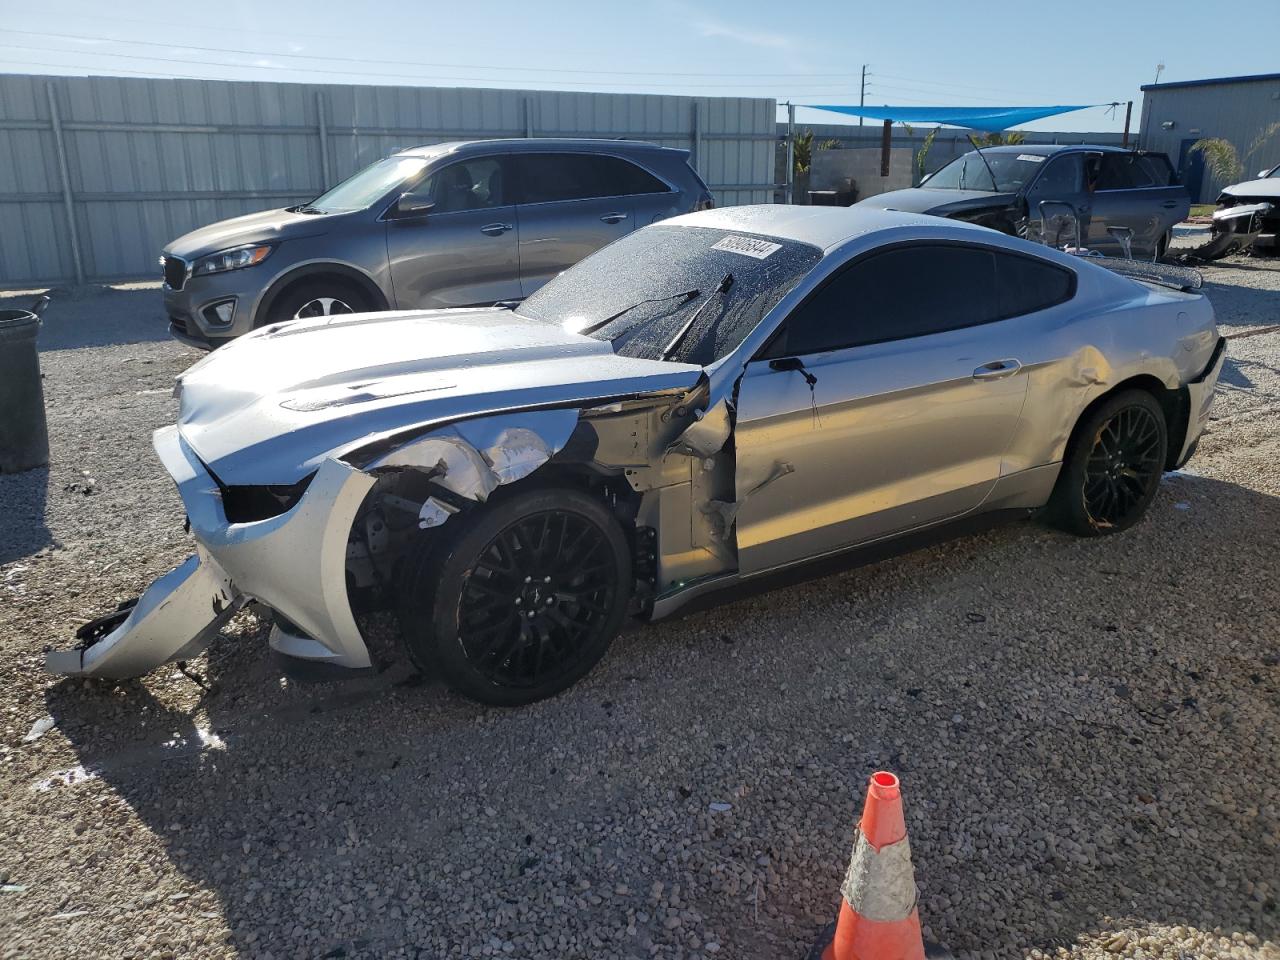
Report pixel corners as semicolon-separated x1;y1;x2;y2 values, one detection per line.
1259;169;1272;180
392;193;435;220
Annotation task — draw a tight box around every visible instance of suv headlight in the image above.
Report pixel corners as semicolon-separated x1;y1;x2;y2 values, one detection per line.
192;244;274;277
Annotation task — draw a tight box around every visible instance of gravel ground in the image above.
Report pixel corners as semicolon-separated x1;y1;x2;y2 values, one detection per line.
0;258;1277;960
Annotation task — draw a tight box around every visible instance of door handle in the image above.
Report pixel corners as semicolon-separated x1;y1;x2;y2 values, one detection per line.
479;222;513;236
1161;200;1177;208
973;359;1022;380
600;212;628;224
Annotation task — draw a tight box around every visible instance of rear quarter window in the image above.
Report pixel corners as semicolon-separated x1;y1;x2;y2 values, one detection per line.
994;251;1075;317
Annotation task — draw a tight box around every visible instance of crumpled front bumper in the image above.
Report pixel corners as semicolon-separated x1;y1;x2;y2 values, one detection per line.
44;549;241;678
44;426;377;679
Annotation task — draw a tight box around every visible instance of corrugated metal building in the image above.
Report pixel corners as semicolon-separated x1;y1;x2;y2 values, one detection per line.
0;74;776;286
1138;72;1280;202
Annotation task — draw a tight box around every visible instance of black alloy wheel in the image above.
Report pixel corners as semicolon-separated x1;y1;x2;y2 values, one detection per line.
1082;404;1164;528
456;509;619;689
400;487;631;705
1049;389;1168;537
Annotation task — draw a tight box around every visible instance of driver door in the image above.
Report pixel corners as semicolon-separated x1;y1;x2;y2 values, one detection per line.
733;243;1029;576
384;155;522;308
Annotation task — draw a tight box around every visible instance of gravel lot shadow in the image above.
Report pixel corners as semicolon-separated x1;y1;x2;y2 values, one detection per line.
0;284;170;351
37;472;1279;959
0;467;52;564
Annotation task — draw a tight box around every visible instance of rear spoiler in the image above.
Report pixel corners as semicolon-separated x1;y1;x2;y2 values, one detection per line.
1075;254;1203;292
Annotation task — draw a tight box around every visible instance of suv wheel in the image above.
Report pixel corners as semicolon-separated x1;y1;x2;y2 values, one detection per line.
264;280;371;326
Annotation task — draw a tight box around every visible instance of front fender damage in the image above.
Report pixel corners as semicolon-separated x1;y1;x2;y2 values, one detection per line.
46;411;583;681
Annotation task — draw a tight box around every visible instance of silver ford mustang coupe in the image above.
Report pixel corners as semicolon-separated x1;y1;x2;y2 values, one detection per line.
47;206;1225;705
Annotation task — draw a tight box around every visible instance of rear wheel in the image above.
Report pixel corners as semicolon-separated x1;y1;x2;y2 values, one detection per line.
1049;390;1168;537
400;488;631;706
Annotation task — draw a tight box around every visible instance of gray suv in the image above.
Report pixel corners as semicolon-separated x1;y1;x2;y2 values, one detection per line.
161;139;715;348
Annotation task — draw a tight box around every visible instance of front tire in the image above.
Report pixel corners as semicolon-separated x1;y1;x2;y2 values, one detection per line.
264;279;371;326
400;488;632;706
1049;390;1168;537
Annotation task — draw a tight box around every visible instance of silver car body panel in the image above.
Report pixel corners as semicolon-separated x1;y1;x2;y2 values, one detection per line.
49;206;1224;681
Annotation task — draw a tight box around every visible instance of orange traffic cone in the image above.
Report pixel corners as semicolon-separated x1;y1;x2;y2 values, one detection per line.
811;771;943;960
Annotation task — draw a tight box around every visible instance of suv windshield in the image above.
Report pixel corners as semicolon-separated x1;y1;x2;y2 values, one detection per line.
516;225;822;365
924;151;1046;193
303;156;432;213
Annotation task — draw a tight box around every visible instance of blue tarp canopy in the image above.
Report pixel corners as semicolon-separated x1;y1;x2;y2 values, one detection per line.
802;104;1105;131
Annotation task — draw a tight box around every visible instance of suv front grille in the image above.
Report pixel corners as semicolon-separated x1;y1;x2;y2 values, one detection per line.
162;256;187;291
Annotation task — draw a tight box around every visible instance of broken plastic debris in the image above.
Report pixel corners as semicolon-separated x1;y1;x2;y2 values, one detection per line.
23;716;55;743
1;884;27;893
1173;502;1191;511
709;801;733;813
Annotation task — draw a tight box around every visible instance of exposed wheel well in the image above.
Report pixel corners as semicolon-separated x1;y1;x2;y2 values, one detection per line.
254;264;389;327
1063;375;1189;472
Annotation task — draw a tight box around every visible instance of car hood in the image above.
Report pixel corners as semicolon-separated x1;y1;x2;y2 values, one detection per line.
162;207;341;259
855;187;1018;216
175;307;702;485
1220;178;1280;201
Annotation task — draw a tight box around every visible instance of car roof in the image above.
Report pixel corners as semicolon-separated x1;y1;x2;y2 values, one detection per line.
663;204;994;250
395;138;674;158
977;143;1140;156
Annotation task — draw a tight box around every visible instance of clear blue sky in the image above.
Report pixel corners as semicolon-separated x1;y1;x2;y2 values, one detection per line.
2;0;1277;134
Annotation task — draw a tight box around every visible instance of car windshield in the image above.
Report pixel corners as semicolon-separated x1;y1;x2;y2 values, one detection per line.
516;225;822;365
924;151;1046;192
303;156;432;213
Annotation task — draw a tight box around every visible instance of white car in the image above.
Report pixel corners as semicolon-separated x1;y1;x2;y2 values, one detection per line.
1193;164;1279;260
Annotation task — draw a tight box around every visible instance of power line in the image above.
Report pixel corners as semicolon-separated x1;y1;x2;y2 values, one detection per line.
0;43;864;90
0;27;870;80
871;71;1072;101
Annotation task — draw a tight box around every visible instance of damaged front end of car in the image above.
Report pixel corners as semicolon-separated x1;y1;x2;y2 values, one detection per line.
1186;197;1275;261
43;371;738;682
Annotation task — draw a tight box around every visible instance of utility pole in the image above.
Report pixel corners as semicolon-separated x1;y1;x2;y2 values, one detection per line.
785;101;796;204
859;64;868;128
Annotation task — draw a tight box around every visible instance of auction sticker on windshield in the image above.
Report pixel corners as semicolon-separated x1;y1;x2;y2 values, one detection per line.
712;235;782;259
1016;154;1046;163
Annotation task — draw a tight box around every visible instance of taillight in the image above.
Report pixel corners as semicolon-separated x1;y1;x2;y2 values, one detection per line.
695;194;716;211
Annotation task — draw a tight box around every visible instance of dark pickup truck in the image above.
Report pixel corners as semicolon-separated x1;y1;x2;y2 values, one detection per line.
856;144;1189;260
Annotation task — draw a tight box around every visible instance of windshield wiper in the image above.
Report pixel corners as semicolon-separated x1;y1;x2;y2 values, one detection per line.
576;287;701;337
966;137;1000;191
660;272;734;362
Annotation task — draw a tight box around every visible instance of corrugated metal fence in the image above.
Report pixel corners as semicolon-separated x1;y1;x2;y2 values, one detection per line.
0;74;777;286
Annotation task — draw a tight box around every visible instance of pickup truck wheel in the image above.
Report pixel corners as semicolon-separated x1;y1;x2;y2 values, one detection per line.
1049;390;1168;537
400;488;631;706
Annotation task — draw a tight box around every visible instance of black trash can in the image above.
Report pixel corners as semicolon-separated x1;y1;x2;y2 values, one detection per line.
0;299;50;473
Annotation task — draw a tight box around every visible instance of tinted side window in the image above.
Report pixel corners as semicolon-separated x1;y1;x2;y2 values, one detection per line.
1137;153;1175;186
1097;154;1156;190
994;252;1074;318
772;244;999;356
515;154;601;204
1030;154;1083;194
423;157;506;212
594;155;669;196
